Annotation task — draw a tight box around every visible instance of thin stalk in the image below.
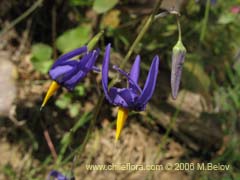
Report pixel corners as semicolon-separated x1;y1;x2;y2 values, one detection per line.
62;94;104;164
176;15;182;42
120;0;163;69
200;0;210;42
0;0;44;36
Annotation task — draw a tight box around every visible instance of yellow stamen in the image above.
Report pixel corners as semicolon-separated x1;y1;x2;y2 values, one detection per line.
40;81;60;110
115;107;129;141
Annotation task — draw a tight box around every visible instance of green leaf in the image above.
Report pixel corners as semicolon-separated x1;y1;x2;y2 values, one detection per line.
31;43;53;73
31;43;52;60
56;25;92;53
93;0;118;13
31;59;52;74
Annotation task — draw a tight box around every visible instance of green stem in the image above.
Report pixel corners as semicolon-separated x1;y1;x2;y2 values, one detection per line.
200;0;210;42
62;94;104;164
176;15;182;42
120;0;163;69
87;30;104;51
0;0;44;36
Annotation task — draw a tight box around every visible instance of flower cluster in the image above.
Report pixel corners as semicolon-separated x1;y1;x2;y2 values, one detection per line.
41;26;186;140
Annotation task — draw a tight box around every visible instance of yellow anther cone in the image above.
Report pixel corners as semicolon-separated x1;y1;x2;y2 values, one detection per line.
115;107;129;141
40;81;60;110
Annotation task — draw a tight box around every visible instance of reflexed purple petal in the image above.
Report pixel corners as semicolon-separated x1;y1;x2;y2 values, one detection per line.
85;49;100;69
129;55;141;93
49;65;74;81
59;52;94;86
102;44;113;103
130;55;140;84
137;55;159;105
64;71;85;90
171;49;186;99
48;170;69;180
63;52;97;90
52;46;87;68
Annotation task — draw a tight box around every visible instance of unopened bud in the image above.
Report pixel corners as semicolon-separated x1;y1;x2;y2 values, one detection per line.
171;40;186;99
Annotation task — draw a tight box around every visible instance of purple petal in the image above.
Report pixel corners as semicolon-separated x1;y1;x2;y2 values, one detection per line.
85;49;100;69
49;65;74;81
130;55;140;84
129;55;141;93
63;52;95;90
109;88;129;107
52;46;87;68
102;44;113;103
49;50;97;90
137;55;159;105
109;87;138;108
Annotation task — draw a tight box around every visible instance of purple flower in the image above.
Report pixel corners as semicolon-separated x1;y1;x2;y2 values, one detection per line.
102;44;159;111
49;46;100;91
48;170;73;180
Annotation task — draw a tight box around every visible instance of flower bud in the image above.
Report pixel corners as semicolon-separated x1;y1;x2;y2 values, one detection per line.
171;40;186;99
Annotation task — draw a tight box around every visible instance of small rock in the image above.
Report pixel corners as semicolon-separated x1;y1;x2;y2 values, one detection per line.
167;90;208;117
0;51;17;117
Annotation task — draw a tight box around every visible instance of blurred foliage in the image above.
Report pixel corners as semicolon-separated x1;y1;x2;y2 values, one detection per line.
93;0;118;13
31;43;53;73
56;24;92;53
